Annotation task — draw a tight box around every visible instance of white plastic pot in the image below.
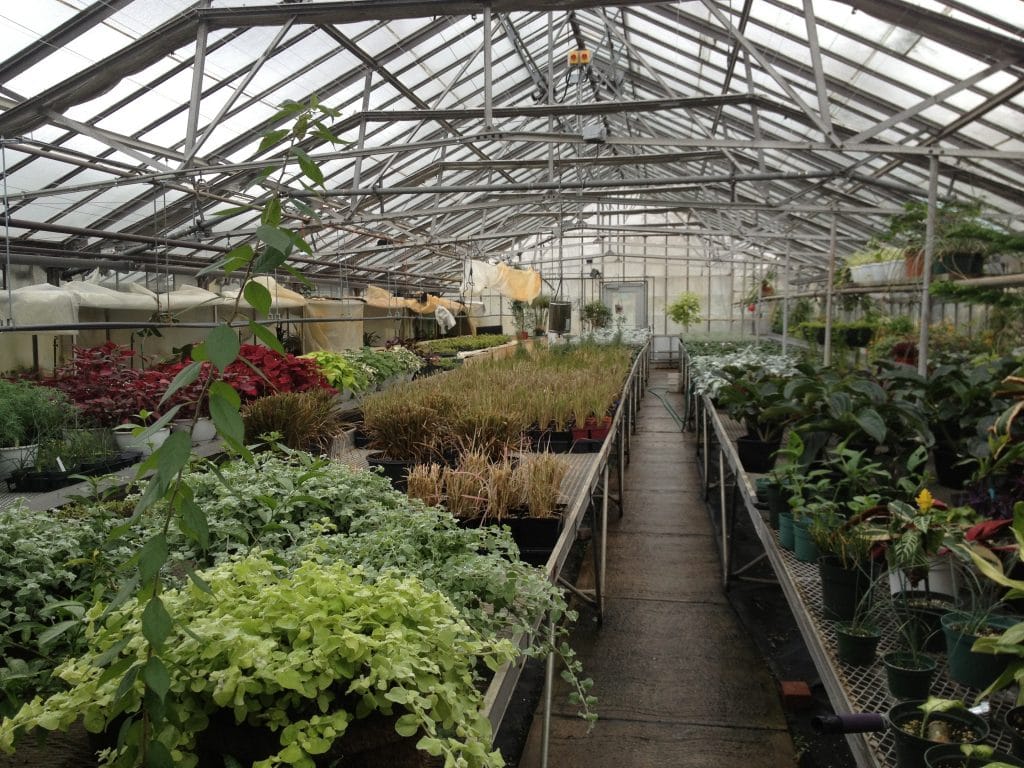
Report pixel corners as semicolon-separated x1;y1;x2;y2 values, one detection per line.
114;427;171;457
170;417;216;445
0;444;39;482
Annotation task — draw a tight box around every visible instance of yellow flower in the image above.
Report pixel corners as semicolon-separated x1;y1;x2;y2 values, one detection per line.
916;488;934;512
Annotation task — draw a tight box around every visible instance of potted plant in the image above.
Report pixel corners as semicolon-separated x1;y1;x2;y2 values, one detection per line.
581;300;612;331
530;294;551;336
667;292;701;331
846;246;906;284
889;698;990;768
810;502;879;621
715;369;801;472
510;299;530;339
0;380;76;481
834;587;882;667
924;744;1024;768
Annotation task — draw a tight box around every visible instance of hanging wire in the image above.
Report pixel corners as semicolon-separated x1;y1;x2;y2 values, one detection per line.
2;139;13;326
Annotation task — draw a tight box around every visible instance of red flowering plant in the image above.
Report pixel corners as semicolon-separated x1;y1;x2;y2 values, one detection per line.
45;342;165;428
153;343;333;416
221;344;333;400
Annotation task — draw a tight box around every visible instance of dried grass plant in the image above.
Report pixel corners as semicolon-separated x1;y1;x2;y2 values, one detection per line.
517;453;569;518
406;463;444;507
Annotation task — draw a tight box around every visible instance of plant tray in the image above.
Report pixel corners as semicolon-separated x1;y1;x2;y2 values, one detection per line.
7;451;142;492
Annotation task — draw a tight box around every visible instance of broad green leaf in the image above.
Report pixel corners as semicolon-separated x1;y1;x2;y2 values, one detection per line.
281;264;312;287
252;247;289;274
292;113;309;140
139;533;168;583
142;656;171;701
115;662;142;702
210;392;246;451
145;737;174;768
152;430;192;484
209;380;241;409
262;196;282;227
158;361;202;407
272;101;304;121
288;229;313;256
291;147;324;186
243;281;272;316
94;637;131;670
394;713;419;738
255;224;293;254
854;408;887;443
37;620;80;648
288;197;320;220
248;321;285;354
97;654;135;686
177;496;210;548
316;103;341;118
206;323;240;372
314;124;339;145
258;128;289;153
186;566;212;594
142;597;172;649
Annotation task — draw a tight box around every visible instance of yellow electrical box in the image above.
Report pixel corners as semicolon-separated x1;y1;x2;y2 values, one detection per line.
567;49;590;66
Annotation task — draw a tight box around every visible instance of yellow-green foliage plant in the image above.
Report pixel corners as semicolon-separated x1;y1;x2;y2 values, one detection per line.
0;555;516;768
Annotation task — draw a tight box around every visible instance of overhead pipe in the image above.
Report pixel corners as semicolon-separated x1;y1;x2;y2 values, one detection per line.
3;217;459;283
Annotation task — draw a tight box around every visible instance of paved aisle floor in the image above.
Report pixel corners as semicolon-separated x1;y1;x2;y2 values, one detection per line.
518;369;796;767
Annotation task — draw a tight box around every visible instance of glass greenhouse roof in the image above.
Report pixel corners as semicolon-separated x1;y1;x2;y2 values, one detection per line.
1;0;1021;290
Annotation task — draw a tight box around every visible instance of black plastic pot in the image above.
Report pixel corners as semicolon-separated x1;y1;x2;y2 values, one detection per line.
818;556;873;621
924;744;1024;768
889;701;989;768
835;623;881;666
892;591;956;653
735;434;779;473
365;453;414;492
1004;704;1024;759
934;252;984;277
843;326;875;348
882;652;936;701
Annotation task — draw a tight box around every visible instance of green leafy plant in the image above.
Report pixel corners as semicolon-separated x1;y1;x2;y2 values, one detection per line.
0;380;76;448
0;556;515;768
581;300;612;330
667;292;701;330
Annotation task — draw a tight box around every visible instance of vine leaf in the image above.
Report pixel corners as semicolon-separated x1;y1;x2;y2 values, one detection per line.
206;324;240;373
142;597;172;649
243;281;272;316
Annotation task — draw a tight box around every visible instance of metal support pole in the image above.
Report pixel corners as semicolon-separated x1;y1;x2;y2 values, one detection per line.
702;406;710;499
782;239;791;353
540;618;555;768
599;461;609;620
823;212;838;366
918;156;939;375
483;5;493;129
719;449;729;586
183;6;210;159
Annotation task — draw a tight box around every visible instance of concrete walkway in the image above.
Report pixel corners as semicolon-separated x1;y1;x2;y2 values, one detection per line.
518;369;796;767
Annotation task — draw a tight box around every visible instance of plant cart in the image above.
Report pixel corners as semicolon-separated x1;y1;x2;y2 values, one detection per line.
690;390;1021;768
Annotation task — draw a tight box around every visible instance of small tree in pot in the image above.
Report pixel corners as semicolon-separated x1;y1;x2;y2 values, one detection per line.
667;292;701;331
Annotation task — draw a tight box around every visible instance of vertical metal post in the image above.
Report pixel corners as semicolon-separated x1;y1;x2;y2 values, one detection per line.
918;156;939;375
599;460;609;616
782;238;790;353
719;449;729;586
540;618;555;768
823;212;837;366
483;4;493;129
